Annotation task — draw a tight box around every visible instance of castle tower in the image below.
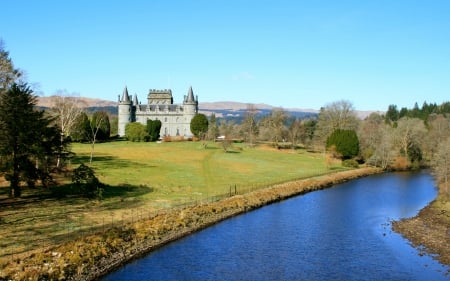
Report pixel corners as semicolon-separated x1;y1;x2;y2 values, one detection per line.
183;86;198;115
183;86;199;137
118;86;132;137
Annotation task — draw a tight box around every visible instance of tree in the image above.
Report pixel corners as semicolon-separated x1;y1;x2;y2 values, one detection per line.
315;100;359;148
302;119;317;149
125;122;148;142
431;138;450;195
358;113;383;161
259;108;287;148
70;112;91;142
207;113;219;141
146;119;161;141
368;125;396;169
49;92;84;168
288;119;304;149
91;111;110;141
326;129;359;159
424;114;450;159
0;83;61;197
49;93;85;137
88;111;110;163
241;104;259;146
219;120;235;152
385;104;399;123
393;117;426;163
190;113;209;139
0;40;22;90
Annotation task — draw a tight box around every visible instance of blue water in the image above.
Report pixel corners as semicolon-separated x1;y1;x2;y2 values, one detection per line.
103;172;450;280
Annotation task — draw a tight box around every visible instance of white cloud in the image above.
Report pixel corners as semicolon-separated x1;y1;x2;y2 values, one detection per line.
231;71;255;81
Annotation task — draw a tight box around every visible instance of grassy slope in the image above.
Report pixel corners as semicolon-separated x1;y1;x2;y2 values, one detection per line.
0;141;342;264
71;141;332;204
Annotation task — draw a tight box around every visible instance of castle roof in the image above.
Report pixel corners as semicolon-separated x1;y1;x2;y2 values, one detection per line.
186;86;195;102
121;86;130;102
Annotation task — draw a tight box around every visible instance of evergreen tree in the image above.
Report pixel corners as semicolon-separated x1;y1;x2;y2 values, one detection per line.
0;40;22;90
70;112;91;142
146;119;162;141
0;83;61;197
326;129;359;159
385;104;399;122
190;113;209;139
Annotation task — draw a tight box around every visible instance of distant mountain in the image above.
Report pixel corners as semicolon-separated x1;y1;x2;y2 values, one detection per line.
36;96;117;108
36;96;378;119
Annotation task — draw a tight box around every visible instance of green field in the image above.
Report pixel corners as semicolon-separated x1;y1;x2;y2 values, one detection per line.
0;140;342;262
70;141;336;205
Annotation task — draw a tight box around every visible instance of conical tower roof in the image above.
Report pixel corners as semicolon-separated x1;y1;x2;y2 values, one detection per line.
121;86;130;102
133;93;139;105
186;86;195;102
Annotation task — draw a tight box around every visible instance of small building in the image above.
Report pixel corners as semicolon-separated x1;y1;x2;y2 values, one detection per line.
118;86;198;137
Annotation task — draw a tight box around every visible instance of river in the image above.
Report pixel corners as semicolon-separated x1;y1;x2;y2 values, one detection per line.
103;172;449;280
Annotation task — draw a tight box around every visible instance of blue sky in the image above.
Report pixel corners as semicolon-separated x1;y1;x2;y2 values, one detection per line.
1;0;449;111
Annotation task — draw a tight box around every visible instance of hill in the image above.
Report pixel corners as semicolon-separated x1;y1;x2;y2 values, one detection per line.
36;96;378;119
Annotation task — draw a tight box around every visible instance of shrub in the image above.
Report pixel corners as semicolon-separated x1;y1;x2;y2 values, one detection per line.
72;163;104;199
125;122;148;142
342;159;359;168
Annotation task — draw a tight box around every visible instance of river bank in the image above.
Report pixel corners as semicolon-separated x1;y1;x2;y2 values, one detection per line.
392;187;450;266
0;167;381;280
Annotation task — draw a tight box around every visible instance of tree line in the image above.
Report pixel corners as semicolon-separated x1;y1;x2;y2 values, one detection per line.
1;39;449;198
191;100;450;195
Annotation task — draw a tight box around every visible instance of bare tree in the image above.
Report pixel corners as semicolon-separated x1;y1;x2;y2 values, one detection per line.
431;138;450;195
50;92;85;136
424;114;450;159
315;100;359;147
368;124;396;169
393;117;426;160
288;119;304;149
50;92;85;168
358;112;383;161
260;108;287;148
219;120;235;152
88;111;108;164
241;104;259;146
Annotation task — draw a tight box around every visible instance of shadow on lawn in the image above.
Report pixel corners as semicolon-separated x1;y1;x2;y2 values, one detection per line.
49;182;154;201
71;155;157;169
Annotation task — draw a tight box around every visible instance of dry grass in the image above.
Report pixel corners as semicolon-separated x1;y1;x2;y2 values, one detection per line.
0;141;342;268
0;167;381;280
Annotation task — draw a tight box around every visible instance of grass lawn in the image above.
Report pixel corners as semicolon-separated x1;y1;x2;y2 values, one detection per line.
71;141;332;202
0;140;342;262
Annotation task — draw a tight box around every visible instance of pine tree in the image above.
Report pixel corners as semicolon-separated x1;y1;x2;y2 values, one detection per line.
0;83;61;197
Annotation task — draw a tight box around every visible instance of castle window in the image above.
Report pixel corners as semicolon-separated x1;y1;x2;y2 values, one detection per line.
165;117;167;122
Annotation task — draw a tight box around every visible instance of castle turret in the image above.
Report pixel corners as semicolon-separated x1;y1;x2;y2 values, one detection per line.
182;86;198;137
118;86;132;137
183;86;198;115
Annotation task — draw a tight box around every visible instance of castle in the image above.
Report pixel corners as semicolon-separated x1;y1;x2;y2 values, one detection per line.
118;86;198;138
